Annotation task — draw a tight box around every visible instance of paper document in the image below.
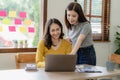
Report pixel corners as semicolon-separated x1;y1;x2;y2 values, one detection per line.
76;65;102;73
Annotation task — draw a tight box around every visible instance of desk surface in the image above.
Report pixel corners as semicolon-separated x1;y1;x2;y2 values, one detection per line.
0;66;120;80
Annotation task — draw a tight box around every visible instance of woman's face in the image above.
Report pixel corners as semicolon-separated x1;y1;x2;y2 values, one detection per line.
50;23;61;40
67;10;79;25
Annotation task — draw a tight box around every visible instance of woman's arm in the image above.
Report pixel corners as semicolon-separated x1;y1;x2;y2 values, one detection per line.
36;40;45;68
70;23;91;55
65;30;72;44
70;34;86;55
65;38;72;44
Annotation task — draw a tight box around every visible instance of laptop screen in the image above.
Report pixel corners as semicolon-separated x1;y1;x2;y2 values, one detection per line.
45;54;77;72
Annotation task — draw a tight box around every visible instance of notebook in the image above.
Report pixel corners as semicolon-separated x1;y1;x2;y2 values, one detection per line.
45;54;77;72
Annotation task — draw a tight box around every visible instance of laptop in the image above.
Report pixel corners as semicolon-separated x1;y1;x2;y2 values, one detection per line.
45;54;77;72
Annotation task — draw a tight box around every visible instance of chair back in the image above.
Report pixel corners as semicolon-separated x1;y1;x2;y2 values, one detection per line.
15;53;36;69
109;54;120;64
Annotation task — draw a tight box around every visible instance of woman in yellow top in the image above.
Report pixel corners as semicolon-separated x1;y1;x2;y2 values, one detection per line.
36;18;72;68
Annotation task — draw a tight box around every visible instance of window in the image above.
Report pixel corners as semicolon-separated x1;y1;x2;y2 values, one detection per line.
75;0;110;41
0;0;47;53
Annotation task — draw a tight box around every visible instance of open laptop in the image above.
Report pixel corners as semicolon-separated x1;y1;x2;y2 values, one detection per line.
45;54;77;72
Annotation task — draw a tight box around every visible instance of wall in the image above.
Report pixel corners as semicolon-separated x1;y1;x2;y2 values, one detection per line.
47;0;73;34
110;0;120;53
0;0;120;70
95;0;120;66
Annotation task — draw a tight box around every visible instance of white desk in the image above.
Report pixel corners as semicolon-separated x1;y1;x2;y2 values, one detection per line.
0;66;120;80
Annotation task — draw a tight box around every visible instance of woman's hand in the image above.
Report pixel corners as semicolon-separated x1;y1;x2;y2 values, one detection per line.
65;38;72;44
68;52;76;55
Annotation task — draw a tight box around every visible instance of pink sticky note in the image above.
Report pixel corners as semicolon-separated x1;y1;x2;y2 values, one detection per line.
0;10;7;17
14;18;21;24
28;27;35;33
19;12;26;18
9;26;16;32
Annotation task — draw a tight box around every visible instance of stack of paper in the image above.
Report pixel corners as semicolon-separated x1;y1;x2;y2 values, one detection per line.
76;65;101;73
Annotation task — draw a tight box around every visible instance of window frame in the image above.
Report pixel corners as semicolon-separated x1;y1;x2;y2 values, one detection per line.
75;0;111;41
0;0;47;53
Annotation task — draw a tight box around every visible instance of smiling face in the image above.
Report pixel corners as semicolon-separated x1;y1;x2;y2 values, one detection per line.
67;10;79;25
50;23;61;41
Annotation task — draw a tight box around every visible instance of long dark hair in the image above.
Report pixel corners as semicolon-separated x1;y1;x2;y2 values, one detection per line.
43;18;64;49
64;2;88;30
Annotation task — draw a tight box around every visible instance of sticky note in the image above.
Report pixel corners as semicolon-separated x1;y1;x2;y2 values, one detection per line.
19;26;27;32
2;18;11;24
19;12;26;18
8;11;16;17
0;10;7;17
24;19;32;25
28;27;35;33
9;26;16;32
14;18;22;24
0;26;3;32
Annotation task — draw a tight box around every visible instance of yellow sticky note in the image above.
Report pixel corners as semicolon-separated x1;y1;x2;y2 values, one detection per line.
8;11;16;17
19;26;27;32
24;19;32;25
2;18;11;24
0;26;3;32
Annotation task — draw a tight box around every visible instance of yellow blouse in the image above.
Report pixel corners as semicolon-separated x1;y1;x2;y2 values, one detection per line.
36;39;72;68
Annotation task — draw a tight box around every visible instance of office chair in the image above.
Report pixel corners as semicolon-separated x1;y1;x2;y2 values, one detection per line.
15;53;36;69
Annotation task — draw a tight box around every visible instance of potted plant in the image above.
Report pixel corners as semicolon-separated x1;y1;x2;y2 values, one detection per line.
13;40;18;48
19;40;23;48
109;25;120;64
24;40;28;48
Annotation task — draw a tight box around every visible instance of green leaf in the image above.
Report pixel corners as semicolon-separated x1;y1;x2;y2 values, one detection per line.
115;48;120;54
117;25;120;28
